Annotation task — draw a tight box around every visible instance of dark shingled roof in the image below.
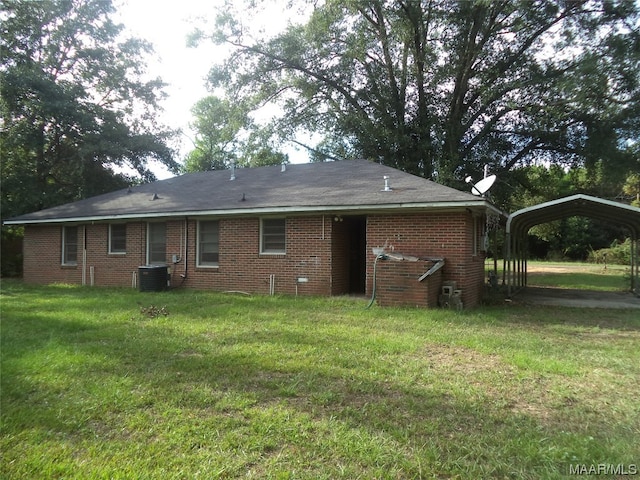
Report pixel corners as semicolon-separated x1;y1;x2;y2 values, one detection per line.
5;160;499;224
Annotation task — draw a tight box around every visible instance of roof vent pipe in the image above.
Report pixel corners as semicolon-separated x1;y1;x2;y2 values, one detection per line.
281;163;286;172
230;163;236;181
382;175;392;192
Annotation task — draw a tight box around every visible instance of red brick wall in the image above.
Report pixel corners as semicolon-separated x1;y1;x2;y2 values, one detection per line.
374;260;442;307
178;216;333;295
86;222;148;287
366;212;486;307
23;225;73;285
22;211;486;307
23;223;148;286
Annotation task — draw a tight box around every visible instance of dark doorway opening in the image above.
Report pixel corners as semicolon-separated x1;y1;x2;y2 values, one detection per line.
344;216;366;294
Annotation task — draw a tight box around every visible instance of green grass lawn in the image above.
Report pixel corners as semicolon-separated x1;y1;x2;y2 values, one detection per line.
2;280;639;479
496;260;631;291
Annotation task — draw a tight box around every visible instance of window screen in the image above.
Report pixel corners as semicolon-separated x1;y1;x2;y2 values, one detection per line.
261;218;286;254
148;223;166;264
109;224;126;253
198;221;219;266
62;226;78;265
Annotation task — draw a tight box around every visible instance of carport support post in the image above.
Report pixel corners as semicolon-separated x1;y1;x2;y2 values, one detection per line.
633;235;639;296
518;236;523;288
515;234;522;289
515;235;520;289
637;237;639;296
505;231;512;297
632;238;635;294
523;235;528;288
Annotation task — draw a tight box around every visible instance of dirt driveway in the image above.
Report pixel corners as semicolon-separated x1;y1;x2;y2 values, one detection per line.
512;286;640;309
508;262;640;309
526;263;613;274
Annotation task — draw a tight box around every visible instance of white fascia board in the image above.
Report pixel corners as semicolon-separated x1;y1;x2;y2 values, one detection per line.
5;200;501;225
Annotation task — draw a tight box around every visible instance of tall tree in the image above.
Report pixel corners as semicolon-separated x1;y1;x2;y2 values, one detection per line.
193;0;639;198
183;96;247;172
1;0;178;218
183;95;288;172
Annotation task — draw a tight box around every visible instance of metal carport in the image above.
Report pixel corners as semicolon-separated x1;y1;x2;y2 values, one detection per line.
505;194;640;297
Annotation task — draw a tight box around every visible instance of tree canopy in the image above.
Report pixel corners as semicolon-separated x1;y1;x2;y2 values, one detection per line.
191;0;639;199
182;95;287;172
1;0;179;218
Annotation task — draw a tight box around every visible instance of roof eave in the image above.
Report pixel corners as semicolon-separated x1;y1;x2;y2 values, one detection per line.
4;200;501;225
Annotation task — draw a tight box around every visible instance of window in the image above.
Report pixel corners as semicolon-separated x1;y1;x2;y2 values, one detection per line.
147;222;166;264
197;220;219;267
473;216;479;256
260;218;286;254
62;226;78;265
109;224;127;254
472;215;488;256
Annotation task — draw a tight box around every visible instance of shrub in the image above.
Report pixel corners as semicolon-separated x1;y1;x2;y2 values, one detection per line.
587;238;632;265
1;227;23;278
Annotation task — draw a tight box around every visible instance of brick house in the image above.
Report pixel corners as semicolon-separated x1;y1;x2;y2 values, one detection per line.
4;160;502;307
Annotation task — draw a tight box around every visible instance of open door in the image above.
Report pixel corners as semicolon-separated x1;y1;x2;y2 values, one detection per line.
346;216;366;294
331;216;367;295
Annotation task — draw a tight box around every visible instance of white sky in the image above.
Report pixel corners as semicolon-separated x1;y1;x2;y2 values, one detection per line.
115;0;312;179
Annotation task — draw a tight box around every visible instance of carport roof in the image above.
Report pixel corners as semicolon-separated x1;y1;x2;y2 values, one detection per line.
506;194;640;236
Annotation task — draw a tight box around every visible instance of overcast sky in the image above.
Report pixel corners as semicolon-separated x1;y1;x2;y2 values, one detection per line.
116;0;220;177
116;0;311;178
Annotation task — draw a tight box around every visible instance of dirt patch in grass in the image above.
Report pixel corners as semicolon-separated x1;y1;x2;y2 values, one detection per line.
419;342;639;437
422;344;557;421
512;286;640;309
425;343;504;371
528;265;577;274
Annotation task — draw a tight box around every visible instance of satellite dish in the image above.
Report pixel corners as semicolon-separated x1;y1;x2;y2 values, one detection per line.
469;174;496;196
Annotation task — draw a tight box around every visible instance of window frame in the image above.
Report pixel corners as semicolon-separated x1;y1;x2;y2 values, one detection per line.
147;222;167;265
61;225;78;266
473;216;479;256
260;217;286;255
197;220;220;267
109;224;127;254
